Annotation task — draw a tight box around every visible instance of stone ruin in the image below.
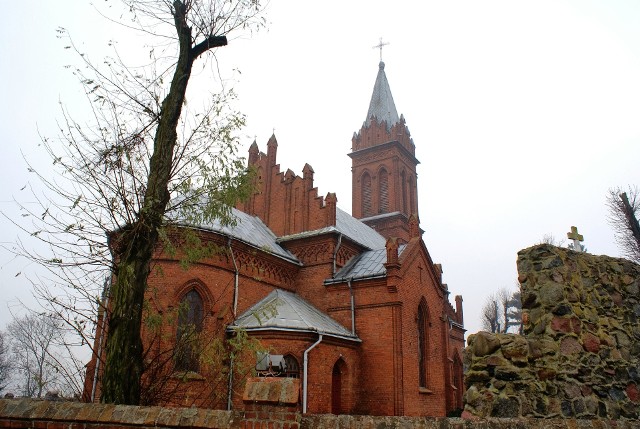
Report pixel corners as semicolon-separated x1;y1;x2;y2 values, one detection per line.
463;244;640;419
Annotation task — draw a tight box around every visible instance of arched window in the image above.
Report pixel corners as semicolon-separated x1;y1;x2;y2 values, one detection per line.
452;353;463;409
401;170;407;214
417;299;429;388
378;169;389;214
409;176;415;214
283;354;300;378
362;172;373;217
176;289;204;372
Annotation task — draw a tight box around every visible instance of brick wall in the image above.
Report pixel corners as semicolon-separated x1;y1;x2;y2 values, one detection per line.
3;399;640;429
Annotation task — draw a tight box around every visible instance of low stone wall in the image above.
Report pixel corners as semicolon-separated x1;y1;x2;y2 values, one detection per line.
464;244;640;419
2;399;640;429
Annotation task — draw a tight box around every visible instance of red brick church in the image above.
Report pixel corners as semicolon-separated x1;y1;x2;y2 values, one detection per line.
84;61;465;416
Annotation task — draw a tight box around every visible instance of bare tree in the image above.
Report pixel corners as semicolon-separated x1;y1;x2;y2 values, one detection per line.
0;331;11;394
607;186;640;263
538;234;566;247
480;287;522;334
481;294;500;333
8;0;265;405
6;313;84;398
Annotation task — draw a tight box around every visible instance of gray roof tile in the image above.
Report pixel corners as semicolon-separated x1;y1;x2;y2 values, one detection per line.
328;244;406;284
229;289;360;342
178;207;299;263
278;208;385;251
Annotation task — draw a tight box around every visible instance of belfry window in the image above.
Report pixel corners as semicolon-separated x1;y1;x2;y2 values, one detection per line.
379;169;389;213
401;170;407;214
176;289;204;372
362;172;373;217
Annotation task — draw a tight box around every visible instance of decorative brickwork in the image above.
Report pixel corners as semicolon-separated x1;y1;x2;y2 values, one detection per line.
239;137;337;238
463;244;640;419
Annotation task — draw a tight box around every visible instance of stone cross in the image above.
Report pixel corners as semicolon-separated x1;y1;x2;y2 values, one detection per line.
373;37;389;62
567;226;584;252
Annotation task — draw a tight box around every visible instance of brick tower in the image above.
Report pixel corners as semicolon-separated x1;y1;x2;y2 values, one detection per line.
350;61;419;242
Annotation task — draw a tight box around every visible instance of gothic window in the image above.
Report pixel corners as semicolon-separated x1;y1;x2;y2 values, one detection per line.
401;170;407;214
378;169;389;214
409;176;415;214
283;354;300;378
176;289;204;372
417;298;429;388
362;172;373;217
452;353;463;409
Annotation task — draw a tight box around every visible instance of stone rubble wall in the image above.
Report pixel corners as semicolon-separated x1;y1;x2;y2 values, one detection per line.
463;244;640;419
3;399;640;429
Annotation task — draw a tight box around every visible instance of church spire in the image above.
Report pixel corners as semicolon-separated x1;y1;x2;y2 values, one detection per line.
350;60;420;242
365;61;399;129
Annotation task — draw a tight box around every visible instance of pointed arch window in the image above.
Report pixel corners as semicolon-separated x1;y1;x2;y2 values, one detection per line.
176;289;204;372
283;354;300;378
417;299;429;388
452;353;463;409
401;170;407;214
331;358;348;415
378;169;389;214
409;176;415;214
362;172;373;217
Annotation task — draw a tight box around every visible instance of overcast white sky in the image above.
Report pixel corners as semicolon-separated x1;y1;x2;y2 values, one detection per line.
1;1;640;336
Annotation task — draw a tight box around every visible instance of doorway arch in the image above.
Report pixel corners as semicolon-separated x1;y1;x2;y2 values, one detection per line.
331;358;347;414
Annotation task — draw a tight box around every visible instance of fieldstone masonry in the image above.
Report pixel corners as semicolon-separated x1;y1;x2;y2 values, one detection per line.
464;244;640;419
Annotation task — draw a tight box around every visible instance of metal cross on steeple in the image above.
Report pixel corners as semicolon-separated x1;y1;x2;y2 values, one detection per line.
567;226;585;252
373;37;389;62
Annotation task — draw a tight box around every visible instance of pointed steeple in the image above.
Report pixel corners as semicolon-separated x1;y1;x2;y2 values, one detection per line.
350;61;420;242
365;61;399;129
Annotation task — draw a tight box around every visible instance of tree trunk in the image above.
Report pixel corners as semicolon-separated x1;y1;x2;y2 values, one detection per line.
620;192;640;245
100;1;227;404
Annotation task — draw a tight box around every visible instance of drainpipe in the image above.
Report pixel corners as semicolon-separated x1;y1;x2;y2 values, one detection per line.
227;237;240;410
303;334;323;414
91;276;111;402
347;279;355;335
228;237;239;317
332;233;342;276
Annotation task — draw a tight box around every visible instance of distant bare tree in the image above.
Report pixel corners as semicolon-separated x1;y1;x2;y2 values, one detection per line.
481;287;522;334
607;186;640;263
538;234;565;247
0;331;11;394
481;295;500;333
7;313;84;398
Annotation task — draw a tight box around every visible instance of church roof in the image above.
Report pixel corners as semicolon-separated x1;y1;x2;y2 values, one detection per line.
365;61;399;129
326;244;407;284
277;208;386;250
180;207;300;263
336;208;387;248
229;289;360;342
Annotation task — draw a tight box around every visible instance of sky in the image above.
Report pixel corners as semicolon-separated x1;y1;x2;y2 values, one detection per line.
1;1;640;337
